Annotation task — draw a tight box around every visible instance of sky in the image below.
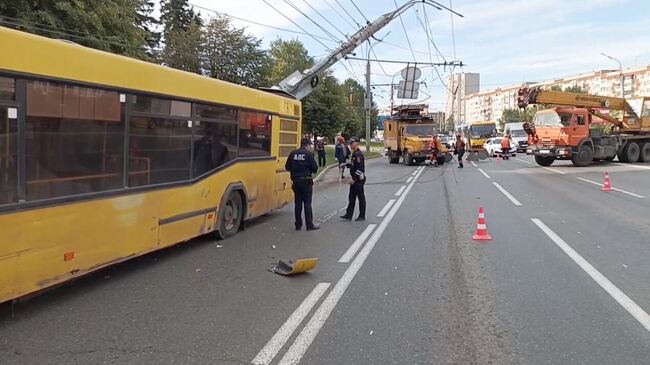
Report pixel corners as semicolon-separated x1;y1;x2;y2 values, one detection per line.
180;0;650;112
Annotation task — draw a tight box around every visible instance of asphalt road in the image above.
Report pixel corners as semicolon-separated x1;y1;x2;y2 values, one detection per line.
1;154;649;364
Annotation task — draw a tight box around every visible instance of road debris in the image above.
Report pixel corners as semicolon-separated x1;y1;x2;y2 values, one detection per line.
270;258;319;276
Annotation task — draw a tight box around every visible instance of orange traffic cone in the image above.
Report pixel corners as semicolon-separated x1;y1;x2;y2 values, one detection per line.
472;207;492;241
602;172;613;192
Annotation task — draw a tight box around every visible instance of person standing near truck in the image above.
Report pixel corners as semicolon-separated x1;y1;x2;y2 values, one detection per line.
455;134;465;168
500;134;511;160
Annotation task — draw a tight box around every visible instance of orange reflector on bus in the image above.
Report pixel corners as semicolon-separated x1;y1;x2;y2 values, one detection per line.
63;251;75;261
207;213;214;220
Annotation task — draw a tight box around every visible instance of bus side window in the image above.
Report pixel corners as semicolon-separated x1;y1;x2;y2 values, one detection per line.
238;111;271;158
25;80;125;201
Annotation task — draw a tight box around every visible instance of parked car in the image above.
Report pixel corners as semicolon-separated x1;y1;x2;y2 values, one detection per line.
446;136;456;149
484;138;516;157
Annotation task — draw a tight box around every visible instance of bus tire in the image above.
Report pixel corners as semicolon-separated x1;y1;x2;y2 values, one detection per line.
639;142;650;163
216;191;243;240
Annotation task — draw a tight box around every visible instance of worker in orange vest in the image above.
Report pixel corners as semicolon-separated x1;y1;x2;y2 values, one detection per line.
500;134;511;160
429;136;440;166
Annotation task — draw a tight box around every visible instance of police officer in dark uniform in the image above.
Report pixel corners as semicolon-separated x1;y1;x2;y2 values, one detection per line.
340;137;366;221
285;137;320;231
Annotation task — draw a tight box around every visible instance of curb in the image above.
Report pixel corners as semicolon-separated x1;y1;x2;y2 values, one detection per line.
314;153;384;182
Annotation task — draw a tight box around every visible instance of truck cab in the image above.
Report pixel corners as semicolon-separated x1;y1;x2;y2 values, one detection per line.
384;104;439;165
527;108;618;166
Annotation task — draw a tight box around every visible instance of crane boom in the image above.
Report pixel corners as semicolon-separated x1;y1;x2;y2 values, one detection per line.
517;86;637;115
272;0;463;100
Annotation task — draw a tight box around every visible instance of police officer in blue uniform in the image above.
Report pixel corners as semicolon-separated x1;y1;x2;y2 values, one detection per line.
285;137;320;231
341;137;366;221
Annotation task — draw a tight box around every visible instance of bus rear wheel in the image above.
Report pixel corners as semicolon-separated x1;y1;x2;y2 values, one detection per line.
216;191;243;239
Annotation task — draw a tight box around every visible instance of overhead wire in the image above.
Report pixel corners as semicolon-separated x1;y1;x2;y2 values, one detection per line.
261;0;332;49
415;5;437;103
281;0;341;43
349;0;370;23
323;0;358;30
393;0;416;62
449;0;457;60
334;0;362;27
188;3;336;43
301;0;349;39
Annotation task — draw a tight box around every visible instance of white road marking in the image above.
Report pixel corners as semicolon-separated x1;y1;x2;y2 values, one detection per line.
377;199;396;218
395;185;406;196
277;167;427;365
492;182;523;206
575;177;645;199
514;157;565;174
531;219;650;333
470;161;478;167
406;176;413;184
338;224;377;263
252;282;331;365
541;166;566;175
411;169;418;176
477;168;491;179
515;157;533;165
614;162;650;170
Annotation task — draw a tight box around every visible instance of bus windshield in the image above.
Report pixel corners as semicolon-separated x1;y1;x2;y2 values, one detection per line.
470;124;496;139
404;124;434;137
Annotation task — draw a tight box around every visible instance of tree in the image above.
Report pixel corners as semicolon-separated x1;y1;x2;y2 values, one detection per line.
564;85;585;93
0;0;153;60
303;72;347;139
341;78;365;137
159;0;198;36
161;20;203;73
498;107;537;131
136;0;160;59
266;38;313;86
202;15;269;87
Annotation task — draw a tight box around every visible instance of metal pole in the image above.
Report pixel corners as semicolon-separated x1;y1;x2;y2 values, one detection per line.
601;53;624;97
365;48;372;153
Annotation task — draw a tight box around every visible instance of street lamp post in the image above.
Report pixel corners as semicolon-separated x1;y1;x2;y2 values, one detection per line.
601;52;624;97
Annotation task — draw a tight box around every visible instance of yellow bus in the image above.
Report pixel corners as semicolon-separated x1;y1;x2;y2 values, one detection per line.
456;121;497;150
0;27;301;303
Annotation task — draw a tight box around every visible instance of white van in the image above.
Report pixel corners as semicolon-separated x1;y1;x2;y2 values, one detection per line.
503;123;529;152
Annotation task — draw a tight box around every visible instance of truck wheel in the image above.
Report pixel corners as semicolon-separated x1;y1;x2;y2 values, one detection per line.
404;153;413;165
534;155;555;166
571;145;593;167
639;142;650;163
624;142;640;163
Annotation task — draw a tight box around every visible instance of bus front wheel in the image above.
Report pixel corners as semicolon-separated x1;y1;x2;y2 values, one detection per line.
216;191;243;239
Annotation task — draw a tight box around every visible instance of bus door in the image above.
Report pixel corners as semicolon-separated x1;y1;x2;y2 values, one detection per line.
275;116;298;205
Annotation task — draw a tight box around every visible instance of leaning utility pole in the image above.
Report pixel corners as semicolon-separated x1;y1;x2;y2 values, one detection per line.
365;54;372;152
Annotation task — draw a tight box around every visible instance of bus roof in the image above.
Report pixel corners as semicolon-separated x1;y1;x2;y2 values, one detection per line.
0;26;301;117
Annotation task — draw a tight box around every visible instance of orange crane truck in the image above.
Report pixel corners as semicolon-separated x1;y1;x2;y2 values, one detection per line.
517;87;650;166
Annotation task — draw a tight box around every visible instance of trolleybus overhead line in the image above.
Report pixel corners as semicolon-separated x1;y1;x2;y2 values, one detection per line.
187;2;337;43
